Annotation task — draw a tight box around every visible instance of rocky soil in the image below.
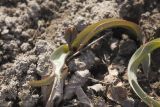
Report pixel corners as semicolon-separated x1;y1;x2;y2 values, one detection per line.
0;0;160;107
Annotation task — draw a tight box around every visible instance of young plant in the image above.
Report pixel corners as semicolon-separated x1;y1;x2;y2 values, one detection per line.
29;18;144;107
29;18;143;87
128;38;160;107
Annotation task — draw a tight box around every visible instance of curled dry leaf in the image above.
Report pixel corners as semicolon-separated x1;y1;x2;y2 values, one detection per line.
76;86;93;107
42;64;69;106
45;45;69;107
107;85;128;103
64;70;90;100
107;85;135;107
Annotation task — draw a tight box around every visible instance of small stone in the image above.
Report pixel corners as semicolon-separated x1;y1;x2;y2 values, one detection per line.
15;26;23;33
68;50;99;71
104;75;119;84
27;1;41;19
18;3;27;9
21;43;31;52
21;31;30;38
118;39;137;56
5;17;17;27
88;84;105;92
35;40;51;55
1;28;9;35
2;40;18;51
122;34;129;40
0;40;3;46
108;65;119;76
110;42;118;51
28;55;38;63
10;40;18;49
27;63;37;74
36;54;52;76
110;38;119;51
15;60;29;74
64;69;91;100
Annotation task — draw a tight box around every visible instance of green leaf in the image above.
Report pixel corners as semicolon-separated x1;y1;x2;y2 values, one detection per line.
29;44;69;87
128;38;160;107
50;44;69;77
71;18;144;51
141;53;151;77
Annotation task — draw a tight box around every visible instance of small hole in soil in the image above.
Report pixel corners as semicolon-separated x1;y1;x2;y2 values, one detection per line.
90;64;108;80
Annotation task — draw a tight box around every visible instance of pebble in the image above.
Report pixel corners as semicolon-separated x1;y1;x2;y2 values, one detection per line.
35;40;47;54
118;39;137;56
21;43;31;52
1;28;9;35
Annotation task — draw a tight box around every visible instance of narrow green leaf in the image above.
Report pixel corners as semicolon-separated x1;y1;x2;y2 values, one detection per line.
29;44;69;87
71;18;144;50
141;53;151;78
50;44;69;77
128;38;160;107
